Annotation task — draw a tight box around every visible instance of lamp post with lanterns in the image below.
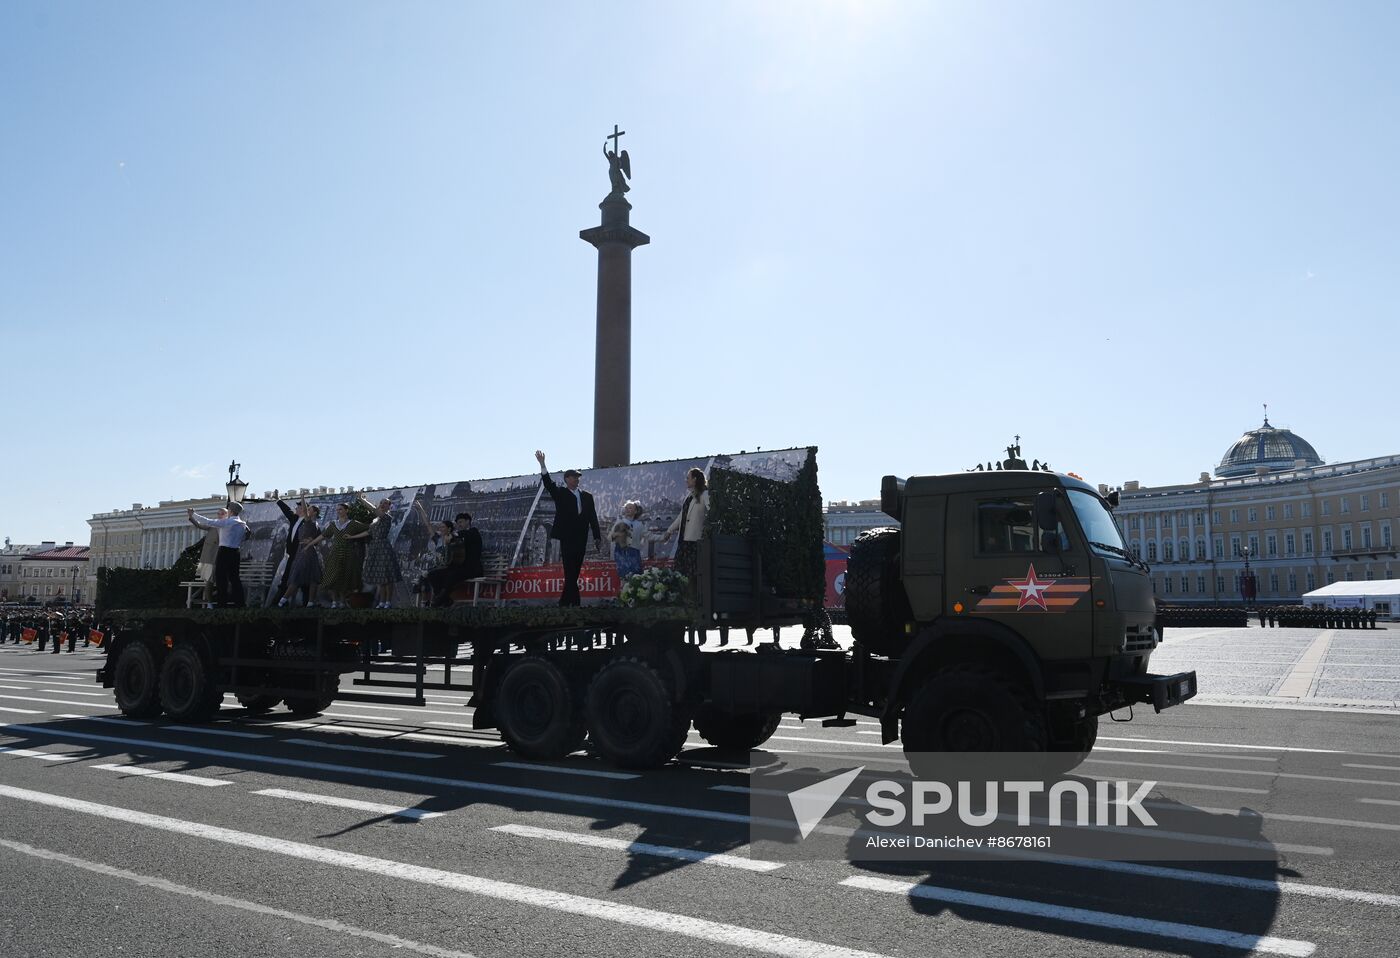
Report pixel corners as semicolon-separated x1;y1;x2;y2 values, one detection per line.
1240;545;1257;608
226;461;248;505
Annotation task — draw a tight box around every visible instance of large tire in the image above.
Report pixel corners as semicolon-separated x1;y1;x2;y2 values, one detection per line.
158;645;222;722
584;657;692;769
284;679;338;716
845;528;912;657
901;666;1046;769
235;692;281;713
693;706;783;751
496;656;587;759
113;641;163;719
275;640;339;715
1047;714;1098;774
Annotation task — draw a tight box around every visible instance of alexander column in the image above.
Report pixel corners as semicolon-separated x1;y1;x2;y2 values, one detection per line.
580;125;650;468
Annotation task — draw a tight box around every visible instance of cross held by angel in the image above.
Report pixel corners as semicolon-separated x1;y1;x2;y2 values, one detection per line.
604;124;631;197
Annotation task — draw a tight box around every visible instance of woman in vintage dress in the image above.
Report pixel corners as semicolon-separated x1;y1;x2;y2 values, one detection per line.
360;496;402;608
411;500;455;606
279;505;324;607
320;502;371;608
662;469;709;581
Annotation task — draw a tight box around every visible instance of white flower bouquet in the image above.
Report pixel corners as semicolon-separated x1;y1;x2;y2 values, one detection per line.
618;566;689;608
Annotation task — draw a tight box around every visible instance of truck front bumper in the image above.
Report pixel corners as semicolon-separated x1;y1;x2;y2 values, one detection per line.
1110;671;1198;712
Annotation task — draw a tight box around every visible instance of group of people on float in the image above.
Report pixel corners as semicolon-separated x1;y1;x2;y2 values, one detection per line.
187;452;710;611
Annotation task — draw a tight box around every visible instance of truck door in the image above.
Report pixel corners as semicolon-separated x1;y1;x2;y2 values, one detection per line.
948;491;1093;661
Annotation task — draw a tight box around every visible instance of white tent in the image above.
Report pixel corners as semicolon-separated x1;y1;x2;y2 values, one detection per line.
1300;580;1400;619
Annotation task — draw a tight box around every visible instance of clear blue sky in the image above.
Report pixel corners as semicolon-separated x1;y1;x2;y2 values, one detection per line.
3;2;1397;545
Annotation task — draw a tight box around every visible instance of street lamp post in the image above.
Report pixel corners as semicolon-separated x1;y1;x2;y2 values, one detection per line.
1241;545;1257;608
226;461;248;505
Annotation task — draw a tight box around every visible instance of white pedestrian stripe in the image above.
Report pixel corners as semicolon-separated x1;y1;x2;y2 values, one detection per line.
253;788;443;820
1098;735;1351;754
492;761;638;781
0;785;895;958
39;688;106;696
57;713;146;725
0;839;482;958
282;738;445;759
1345;764;1400;772
0;745;80;762
0;694;108;708
90;763;232;786
491;823;782;871
321;701;474;717
0;685;36;690
1358;798;1400;807
840;875;1316;956
1084;756;1400;788
0;705;42;714
321;711;400;722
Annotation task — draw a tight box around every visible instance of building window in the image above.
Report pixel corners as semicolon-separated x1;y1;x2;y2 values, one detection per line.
1214;537;1224;558
1181;576;1190;593
1270;574;1279;593
1341;498;1350;515
1163;541;1174;561
1284;503;1293;519
1249;535;1260;556
1363;526;1373;548
1323;530;1333;551
1382;492;1390;509
1366;569;1374;581
1288;573;1297;593
1196;538;1206;559
1164;514;1173;529
1179;538;1189;562
1304;531;1314;553
1216;575;1226;593
1266;506;1276;521
1384;524;1393;548
1230;509;1239;523
1306;572;1315;590
1285;533;1295;556
1322;501;1331;517
1302;502;1312;518
1361;495;1370;512
1231;536;1242;557
1164;577;1173;594
1248;508;1258;523
1343;529;1353;550
1267;535;1277;557
1213;511;1221;524
1194;512;1204;527
1197;575;1206;593
1148;542;1158;561
1130;516;1140;530
1326;571;1335;585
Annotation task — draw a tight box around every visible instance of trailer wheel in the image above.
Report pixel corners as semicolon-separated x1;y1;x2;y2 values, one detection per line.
113;641;163;719
846;528;911;657
585;657;691;769
235;692;281;713
158;645;222;722
284;680;337;716
496;657;586;759
901;666;1045;766
693;706;782;751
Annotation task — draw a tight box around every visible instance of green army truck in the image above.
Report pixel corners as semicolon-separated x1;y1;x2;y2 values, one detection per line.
96;453;1195;772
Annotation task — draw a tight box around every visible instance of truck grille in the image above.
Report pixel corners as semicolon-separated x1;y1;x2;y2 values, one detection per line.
1122;625;1158;653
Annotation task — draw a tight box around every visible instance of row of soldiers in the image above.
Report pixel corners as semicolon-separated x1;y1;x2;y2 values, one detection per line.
1156;607;1250;628
0;606;107;653
1257;606;1382;629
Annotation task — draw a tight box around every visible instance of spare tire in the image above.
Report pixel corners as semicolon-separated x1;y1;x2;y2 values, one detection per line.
845;528;911;657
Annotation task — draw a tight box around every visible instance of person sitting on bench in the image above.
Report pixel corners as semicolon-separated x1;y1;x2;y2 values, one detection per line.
427;513;484;607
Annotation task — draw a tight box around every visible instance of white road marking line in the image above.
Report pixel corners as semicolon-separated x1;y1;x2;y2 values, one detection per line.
253;788;444;820
0;685;36;690
0;694;107;708
1358;798;1400;808
282;738;445;759
0;745;80;762
0;669;94;679
90;763;232;787
1187;802;1400;834
1346;764;1400;772
57;713;145;725
306;701;472;718
840;875;1315;957
39;688;106;696
492;761;638;781
1098;735;1349;754
491;823;782;871
0;705;42;714
761;733;900;748
1083;757;1400;788
320;711;400;722
0;785;894;958
426;721;497;732
0;839;482;958
164;725;272;739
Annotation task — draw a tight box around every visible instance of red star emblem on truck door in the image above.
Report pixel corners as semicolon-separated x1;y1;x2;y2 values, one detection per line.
1009;564;1052;611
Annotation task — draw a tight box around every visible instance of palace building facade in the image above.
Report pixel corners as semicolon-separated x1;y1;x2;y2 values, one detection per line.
1110;418;1400;604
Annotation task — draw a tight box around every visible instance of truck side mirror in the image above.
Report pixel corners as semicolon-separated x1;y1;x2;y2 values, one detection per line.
1034;491;1058;532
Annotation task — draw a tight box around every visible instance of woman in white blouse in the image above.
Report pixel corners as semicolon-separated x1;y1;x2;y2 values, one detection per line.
663;468;709;579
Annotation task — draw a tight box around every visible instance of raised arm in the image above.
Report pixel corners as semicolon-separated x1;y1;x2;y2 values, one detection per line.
277;498;295;522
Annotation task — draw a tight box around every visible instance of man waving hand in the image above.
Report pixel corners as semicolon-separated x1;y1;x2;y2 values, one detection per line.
535;450;601;606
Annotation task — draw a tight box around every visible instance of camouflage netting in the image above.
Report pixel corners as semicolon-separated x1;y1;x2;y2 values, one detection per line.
707;446;825;605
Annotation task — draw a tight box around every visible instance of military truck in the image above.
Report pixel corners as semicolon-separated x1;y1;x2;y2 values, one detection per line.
96;452;1195;771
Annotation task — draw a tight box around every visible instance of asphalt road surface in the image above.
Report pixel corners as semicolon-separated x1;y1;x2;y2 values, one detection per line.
2;624;1399;958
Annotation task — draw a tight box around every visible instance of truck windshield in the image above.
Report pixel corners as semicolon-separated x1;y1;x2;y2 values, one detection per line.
1066;490;1128;557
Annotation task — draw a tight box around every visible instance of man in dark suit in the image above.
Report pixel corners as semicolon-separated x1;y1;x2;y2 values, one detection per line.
535;450;601;606
270;496;308;607
428;513;484;608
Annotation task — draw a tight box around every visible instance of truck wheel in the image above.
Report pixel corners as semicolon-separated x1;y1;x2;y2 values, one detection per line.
902;666;1045;759
235;692;281;713
693;706;782;751
845;528;911;657
1048;715;1098;773
585;657;692;769
496;657;586;759
284;679;338;716
113;642;163;719
158;645;222;722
